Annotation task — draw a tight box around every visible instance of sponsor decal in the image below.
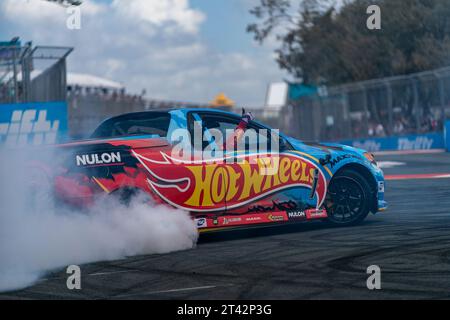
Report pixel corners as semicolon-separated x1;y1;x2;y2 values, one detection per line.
245;216;262;223
247;200;297;213
0;108;62;145
205;212;288;228
305;209;328;219
132;151;327;212
398;136;433;150
287;210;306;220
267;213;286;222
76;152;122;167
195;218;207;229
378;181;385;193
345;133;444;152
353;140;381;152
222;217;242;225
320;154;359;168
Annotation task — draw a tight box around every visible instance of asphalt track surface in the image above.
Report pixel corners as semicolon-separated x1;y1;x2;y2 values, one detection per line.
2;152;450;300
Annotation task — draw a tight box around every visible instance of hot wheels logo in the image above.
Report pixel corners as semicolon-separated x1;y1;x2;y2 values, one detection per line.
132;151;327;212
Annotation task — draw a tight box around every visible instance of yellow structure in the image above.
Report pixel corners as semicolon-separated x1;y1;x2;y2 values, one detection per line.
210;93;235;108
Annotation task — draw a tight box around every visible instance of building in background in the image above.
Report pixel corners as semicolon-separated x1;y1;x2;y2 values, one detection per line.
67;72;125;96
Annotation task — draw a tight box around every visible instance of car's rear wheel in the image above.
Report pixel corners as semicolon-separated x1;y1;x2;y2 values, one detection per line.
325;169;371;226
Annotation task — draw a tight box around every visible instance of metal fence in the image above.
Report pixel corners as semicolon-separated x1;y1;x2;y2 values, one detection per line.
0;42;72;104
0;42;27;103
283;66;450;142
67;92;212;139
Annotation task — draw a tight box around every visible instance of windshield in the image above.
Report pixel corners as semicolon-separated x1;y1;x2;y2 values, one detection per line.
91;112;171;139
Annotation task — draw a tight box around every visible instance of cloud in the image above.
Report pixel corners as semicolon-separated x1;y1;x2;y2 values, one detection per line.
0;0;285;106
112;0;205;34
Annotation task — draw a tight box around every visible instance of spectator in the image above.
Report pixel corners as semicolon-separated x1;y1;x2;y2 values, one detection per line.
368;121;375;137
393;118;405;134
375;123;386;137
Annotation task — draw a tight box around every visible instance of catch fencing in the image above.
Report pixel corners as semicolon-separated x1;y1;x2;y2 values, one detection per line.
278;66;450;151
0;43;72;104
0;42;72;145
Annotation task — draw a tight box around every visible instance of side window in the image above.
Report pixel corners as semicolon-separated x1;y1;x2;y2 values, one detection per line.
203;116;240;141
189;113;240;150
245;122;292;153
188;112;292;153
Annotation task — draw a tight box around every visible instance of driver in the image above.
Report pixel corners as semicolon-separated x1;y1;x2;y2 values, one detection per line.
223;109;254;151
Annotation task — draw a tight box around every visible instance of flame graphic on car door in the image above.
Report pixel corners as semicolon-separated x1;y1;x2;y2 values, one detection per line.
132;150;327;213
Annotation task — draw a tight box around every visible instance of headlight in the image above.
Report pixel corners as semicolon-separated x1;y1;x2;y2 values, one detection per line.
363;152;377;166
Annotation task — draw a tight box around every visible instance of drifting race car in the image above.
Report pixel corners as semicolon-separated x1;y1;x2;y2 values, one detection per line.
43;108;387;232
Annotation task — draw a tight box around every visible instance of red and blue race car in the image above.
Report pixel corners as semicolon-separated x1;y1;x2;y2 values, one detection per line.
37;108;387;232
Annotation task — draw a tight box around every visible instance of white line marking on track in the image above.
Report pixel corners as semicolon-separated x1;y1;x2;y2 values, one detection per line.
385;173;450;180
115;285;224;298
432;174;450;179
88;270;133;277
374;149;445;156
377;161;406;169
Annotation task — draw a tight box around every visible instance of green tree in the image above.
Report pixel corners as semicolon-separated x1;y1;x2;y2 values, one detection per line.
247;0;450;85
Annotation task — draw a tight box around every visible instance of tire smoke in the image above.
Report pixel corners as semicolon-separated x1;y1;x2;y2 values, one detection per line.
0;148;198;292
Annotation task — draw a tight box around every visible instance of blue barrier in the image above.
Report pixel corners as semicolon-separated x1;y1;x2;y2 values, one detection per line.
446;121;450;152
0;101;68;146
339;132;445;152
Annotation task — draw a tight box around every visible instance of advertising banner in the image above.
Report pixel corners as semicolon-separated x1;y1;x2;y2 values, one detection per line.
0;102;68;146
339;132;445;152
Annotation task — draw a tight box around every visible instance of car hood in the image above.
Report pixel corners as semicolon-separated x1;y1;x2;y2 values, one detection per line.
286;137;367;160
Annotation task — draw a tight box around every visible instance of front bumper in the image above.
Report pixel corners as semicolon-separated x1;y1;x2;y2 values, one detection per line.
373;166;387;212
378;200;388;212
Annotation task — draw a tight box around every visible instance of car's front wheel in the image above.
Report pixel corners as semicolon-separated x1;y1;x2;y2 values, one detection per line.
325;169;371;226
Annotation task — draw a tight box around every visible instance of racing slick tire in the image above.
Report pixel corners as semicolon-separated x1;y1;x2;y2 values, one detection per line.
324;169;372;226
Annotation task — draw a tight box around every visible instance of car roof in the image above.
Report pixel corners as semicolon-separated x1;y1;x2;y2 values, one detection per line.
92;107;286;139
102;108;241;122
102;108;278;132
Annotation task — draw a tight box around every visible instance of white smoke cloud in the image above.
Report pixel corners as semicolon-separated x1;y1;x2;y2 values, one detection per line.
0;148;198;292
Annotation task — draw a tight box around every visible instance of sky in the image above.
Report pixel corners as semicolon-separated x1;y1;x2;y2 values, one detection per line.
0;0;289;107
